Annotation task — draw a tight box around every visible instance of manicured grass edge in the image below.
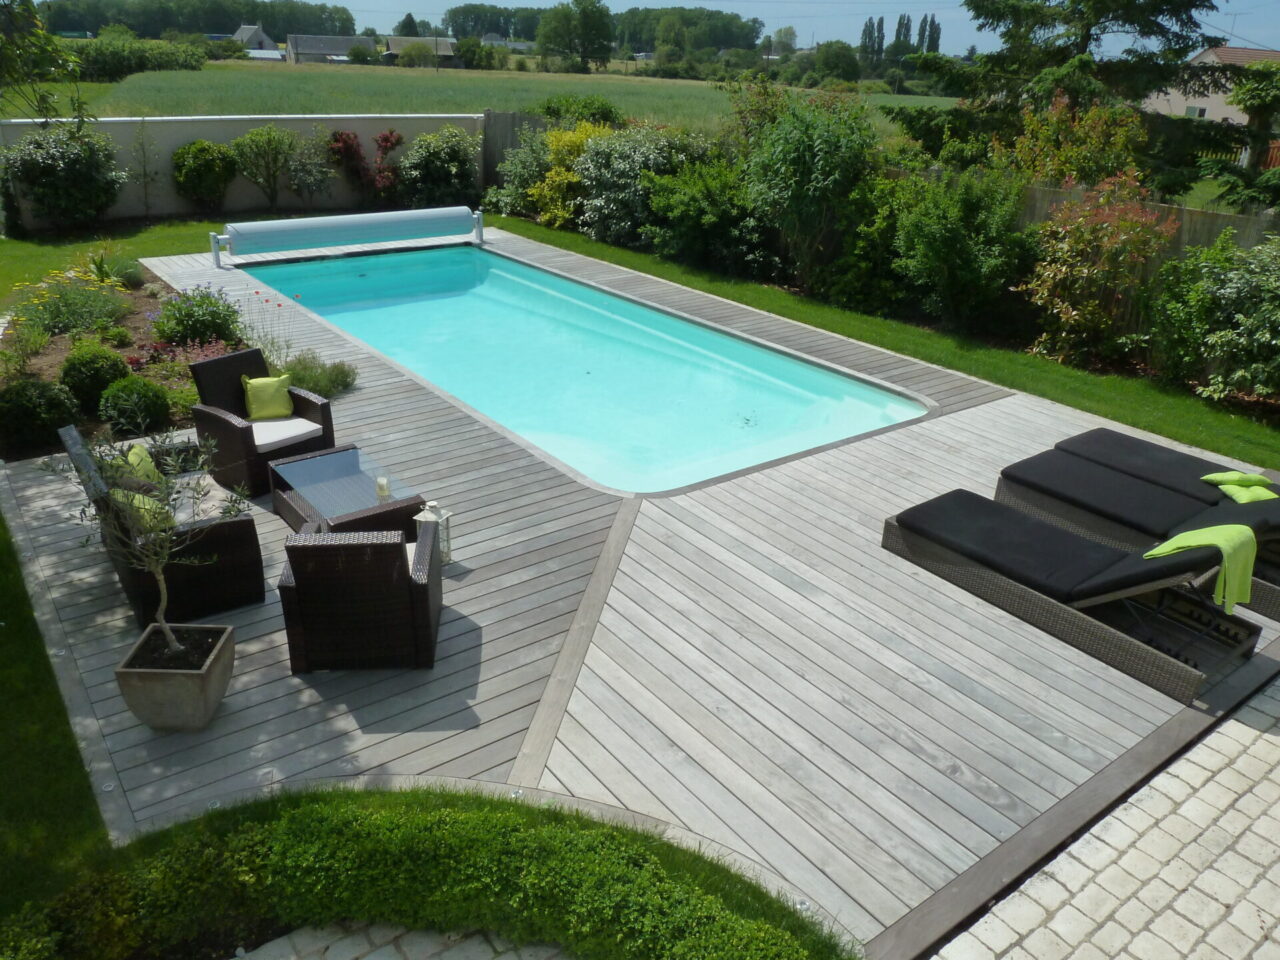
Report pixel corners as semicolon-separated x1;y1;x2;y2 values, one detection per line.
489;216;1280;471
0;504;110;920
0;790;856;960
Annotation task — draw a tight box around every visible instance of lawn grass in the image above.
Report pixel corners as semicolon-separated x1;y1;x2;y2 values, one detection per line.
489;216;1280;471
0;513;110;917
79;60;738;131
0;217;223;307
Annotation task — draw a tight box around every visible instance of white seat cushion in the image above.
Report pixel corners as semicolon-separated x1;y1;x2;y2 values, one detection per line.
171;472;243;526
251;417;323;454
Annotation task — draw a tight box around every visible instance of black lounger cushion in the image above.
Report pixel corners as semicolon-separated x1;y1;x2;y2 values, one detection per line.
897;489;1219;603
897;490;1127;601
1171;498;1280;539
1056;428;1225;506
1002;449;1207;538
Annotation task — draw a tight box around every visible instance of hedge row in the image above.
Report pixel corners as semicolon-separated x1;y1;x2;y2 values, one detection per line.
0;797;850;960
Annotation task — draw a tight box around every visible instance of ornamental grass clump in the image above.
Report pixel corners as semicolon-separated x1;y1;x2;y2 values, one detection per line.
152;286;244;346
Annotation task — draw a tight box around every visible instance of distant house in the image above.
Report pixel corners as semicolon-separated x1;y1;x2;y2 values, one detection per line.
382;35;458;67
233;24;276;51
245;48;285;61
480;33;535;53
1145;46;1280;124
286;34;377;64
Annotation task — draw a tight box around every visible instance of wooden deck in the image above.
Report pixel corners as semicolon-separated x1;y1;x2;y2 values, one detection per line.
4;229;1277;959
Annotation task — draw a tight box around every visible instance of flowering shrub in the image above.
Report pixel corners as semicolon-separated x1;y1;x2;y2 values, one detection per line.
1151;232;1280;400
1021;174;1177;364
152;287;243;346
4;126;127;227
525;122;613;228
10;270;130;336
398;126;481;208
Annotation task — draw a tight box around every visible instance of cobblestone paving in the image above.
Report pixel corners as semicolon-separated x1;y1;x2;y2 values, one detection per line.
231;926;568;960
935;674;1280;960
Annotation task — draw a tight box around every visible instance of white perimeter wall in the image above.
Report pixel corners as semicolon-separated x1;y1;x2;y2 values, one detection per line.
0;114;484;226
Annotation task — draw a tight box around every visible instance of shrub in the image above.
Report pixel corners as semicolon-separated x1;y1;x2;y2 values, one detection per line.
0;796;833;960
99;325;133;347
643;160;775;278
891;168;1036;329
525;122;614;228
287;126;336;206
281;350;359;397
0;381;78;451
172;140;237;213
65;37;205;81
1021;174;1177;364
152;286;243;346
329;129;403;207
1001;98;1148;188
397;125;482;208
10;271;130;336
396;42;437;68
485;126;550;217
60;341;130;414
1151;232;1280;399
164;384;200;420
744;92;879;294
231;125;299;212
575;125;709;248
348;44;375;64
531;93;624;125
4;126;127;228
99;376;170;434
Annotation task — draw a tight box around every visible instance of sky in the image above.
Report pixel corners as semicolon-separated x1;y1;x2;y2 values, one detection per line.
345;0;1280;56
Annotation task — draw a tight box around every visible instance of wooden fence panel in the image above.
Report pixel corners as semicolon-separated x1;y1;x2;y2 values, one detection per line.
481;110;546;188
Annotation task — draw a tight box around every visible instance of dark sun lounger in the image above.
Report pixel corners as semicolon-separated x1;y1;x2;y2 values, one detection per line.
996;429;1280;620
883;490;1261;704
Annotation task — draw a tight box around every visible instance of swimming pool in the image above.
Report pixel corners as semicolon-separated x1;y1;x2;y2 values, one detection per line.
245;246;928;493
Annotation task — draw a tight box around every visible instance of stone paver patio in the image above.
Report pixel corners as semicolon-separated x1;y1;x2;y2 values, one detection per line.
934;673;1280;960
229;926;566;960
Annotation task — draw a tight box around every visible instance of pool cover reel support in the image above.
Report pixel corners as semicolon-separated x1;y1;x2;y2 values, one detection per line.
210;206;485;268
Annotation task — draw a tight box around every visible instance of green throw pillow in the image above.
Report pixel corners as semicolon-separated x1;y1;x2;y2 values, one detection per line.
126;443;163;484
1201;471;1273;488
109;488;174;532
242;373;293;421
1220;484;1280;504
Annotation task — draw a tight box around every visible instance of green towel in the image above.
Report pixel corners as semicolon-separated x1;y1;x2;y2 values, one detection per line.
1201;471;1273;488
1144;524;1255;614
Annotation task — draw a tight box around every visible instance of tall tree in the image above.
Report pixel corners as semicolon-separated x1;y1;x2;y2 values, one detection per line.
927;15;941;54
536;0;610;70
1229;62;1280;175
893;13;911;48
916;15;927;53
393;11;418;36
920;0;1225;106
774;24;796;54
874;16;884;63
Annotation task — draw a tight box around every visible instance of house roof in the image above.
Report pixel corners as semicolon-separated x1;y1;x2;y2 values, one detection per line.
245;48;284;60
385;35;456;55
1195;46;1280;67
233;24;273;44
287;34;376;55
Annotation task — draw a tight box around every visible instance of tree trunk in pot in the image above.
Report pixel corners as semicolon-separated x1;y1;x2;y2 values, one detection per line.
115;624;235;731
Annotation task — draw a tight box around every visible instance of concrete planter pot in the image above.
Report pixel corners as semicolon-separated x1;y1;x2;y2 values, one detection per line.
115;624;235;731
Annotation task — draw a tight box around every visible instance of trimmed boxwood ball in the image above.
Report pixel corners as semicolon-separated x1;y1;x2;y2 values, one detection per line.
0;381;78;450
60;341;130;414
99;376;170;435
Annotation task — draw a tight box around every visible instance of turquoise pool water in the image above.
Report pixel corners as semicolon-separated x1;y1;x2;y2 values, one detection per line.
245;247;927;493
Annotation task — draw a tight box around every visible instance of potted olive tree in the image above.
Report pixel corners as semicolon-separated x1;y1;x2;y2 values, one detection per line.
60;422;252;731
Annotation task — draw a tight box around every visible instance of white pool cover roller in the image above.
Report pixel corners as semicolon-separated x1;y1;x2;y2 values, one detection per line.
211;206;482;266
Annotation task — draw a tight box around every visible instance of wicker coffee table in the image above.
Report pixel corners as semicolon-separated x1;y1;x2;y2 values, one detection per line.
268;444;425;540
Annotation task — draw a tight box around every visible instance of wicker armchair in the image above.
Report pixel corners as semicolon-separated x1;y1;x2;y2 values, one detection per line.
189;347;335;496
58;426;265;628
278;524;442;673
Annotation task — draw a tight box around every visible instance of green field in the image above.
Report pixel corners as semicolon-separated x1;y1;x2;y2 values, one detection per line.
7;60;954;131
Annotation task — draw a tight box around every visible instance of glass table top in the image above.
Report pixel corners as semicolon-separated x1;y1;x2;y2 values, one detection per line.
272;447;415;519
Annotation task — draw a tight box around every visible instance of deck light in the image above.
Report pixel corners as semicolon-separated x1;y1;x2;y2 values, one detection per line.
416;500;454;564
